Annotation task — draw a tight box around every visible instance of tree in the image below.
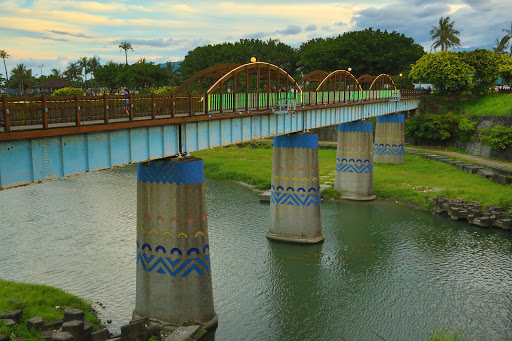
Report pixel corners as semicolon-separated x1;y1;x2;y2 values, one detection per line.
87;56;101;93
64;62;82;84
459;49;504;94
410;51;473;95
9;63;34;94
0;49;10;83
118;41;133;65
50;68;63;78
94;61;124;94
179;38;299;80
503;23;512;56
78;57;88;86
298;28;425;77
430;16;461;52
492;36;510;54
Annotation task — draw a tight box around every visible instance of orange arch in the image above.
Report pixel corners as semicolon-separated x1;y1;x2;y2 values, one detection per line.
369;74;397;91
315;70;362;92
207;62;302;96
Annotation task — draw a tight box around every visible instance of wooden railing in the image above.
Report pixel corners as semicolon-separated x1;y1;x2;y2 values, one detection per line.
0;89;427;133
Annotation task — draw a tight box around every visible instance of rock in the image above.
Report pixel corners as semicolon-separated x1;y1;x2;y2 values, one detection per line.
27;316;45;330
64;309;84;322
51;332;74;341
83;321;93;340
146;324;162;340
90;328;110;341
0;310;22;323
62;320;84;338
0;319;16;328
477;169;494;179
45;319;64;331
492;173;512;185
0;334;9;341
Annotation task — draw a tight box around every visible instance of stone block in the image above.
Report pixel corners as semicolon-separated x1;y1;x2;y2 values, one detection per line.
164;325;203;341
27;316;45;330
83;321;93;340
90;328;110;341
146;325;161;340
64;309;84;322
51;332;74;341
120;320;147;341
259;190;271;202
456;163;470;171
0;335;9;341
477;169;494;179
492;173;512;185
463;165;483;174
62;320;84;338
44;319;64;331
0;310;22;323
0;319;16;328
40;331;54;340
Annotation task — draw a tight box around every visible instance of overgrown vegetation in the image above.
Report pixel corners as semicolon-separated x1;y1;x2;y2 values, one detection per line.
428;328;467;341
194;145;512;210
405;112;477;142
0;279;101;340
480;125;512;151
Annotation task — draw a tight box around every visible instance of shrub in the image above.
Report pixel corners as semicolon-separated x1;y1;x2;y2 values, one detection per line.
51;87;85;97
405;112;461;141
457;117;478;141
480;125;512;151
154;86;178;95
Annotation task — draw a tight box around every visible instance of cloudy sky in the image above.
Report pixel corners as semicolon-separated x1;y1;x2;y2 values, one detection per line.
1;0;511;76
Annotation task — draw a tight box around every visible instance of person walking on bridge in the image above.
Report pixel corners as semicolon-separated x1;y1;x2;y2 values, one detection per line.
124;88;130;116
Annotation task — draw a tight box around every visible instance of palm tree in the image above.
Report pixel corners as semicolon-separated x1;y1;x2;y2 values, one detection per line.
0;49;10;83
50;68;63;78
503;23;512;56
87;56;101;93
10;63;32;94
118;41;133;65
492;36;510;54
64;62;82;84
430;16;461;51
78;57;88;86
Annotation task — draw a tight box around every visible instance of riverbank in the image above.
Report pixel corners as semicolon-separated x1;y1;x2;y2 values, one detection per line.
193;142;512;211
0;279;102;339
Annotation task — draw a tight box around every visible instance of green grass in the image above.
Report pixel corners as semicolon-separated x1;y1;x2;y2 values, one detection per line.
428;94;512;116
0;279;102;340
194;145;512;210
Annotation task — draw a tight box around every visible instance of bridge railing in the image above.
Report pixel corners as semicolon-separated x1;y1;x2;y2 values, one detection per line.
1;90;427;132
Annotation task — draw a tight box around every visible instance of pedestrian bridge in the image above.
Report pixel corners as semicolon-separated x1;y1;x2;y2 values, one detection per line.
0;62;424;190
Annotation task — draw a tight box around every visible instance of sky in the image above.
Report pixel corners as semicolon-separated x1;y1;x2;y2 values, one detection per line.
1;0;511;77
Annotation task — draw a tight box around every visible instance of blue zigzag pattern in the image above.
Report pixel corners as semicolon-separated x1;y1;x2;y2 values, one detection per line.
336;163;373;173
270;191;320;206
137;253;210;277
374;147;405;155
137;159;204;185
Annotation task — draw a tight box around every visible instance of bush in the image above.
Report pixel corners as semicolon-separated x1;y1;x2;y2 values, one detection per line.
51;87;85;97
480;125;512;151
405;112;461;141
457;117;478;141
154;86;178;95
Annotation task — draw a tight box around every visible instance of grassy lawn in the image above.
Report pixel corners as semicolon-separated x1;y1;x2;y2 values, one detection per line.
194;144;512;210
0;280;101;339
428;94;512;116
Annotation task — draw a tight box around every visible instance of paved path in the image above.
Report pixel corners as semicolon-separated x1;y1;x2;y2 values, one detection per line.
405;146;512;172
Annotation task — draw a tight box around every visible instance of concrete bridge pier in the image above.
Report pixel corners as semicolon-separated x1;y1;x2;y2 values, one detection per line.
335;121;376;200
267;133;323;244
374;114;405;164
134;157;217;329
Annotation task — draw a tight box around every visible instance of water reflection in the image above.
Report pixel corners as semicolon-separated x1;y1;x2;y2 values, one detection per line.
0;168;511;340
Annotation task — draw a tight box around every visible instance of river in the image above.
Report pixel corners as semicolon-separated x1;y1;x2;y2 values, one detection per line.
1;165;511;340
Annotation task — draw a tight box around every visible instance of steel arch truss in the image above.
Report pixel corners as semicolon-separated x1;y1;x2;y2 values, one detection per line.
315;70;362;92
369;74;397;91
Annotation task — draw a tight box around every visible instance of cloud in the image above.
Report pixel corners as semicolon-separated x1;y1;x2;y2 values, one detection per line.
305;25;317;32
47;30;91;39
275;25;302;35
113;37;186;48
